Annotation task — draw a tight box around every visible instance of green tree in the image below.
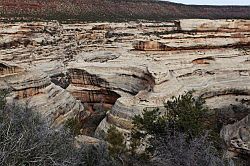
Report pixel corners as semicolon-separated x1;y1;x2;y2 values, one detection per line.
131;108;167;155
164;91;208;138
106;126;126;156
130;92;224;166
64;116;82;135
0;89;8;110
131;92;208;152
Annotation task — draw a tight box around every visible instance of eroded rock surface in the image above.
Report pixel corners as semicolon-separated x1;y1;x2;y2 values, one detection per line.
0;19;250;156
0;60;87;126
221;115;250;158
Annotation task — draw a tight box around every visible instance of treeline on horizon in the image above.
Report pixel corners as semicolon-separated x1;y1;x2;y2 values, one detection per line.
0;0;250;22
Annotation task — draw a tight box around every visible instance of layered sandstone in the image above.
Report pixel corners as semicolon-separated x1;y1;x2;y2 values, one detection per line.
0;19;250;156
0;61;86;126
221;115;250;157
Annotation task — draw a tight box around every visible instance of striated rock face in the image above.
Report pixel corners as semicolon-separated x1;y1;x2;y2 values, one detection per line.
92;24;111;31
0;61;86;126
180;19;250;32
133;41;166;51
133;39;250;51
0;21;62;49
134;20;250;51
221;115;250;158
66;63;155;134
75;135;102;148
0;19;250;156
0;61;23;76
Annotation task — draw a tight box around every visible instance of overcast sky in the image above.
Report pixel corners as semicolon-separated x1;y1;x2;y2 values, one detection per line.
166;0;250;6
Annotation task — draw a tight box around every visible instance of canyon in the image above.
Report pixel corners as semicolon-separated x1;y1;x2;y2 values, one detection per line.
0;19;250;159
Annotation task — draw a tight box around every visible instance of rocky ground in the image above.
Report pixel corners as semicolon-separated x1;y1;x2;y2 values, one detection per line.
0;19;250;159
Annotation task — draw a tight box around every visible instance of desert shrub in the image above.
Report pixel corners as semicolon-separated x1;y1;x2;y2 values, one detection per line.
151;132;225;166
131;108;167;156
65;116;82;135
76;142;117;166
106;125;150;166
0;103;78;165
106;126;126;156
0;91;115;166
164;91;208;138
0;89;8;110
131;92;208;152
0;89;227;166
131;91;225;166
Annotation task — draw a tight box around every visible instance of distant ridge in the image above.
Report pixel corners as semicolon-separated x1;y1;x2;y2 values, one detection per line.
0;0;250;21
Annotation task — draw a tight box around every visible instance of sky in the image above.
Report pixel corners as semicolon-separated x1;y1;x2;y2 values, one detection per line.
166;0;250;6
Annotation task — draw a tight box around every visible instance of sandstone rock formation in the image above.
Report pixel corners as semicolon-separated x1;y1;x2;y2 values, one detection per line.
221;115;250;158
0;19;250;157
0;60;87;126
75;135;102;148
133;20;250;51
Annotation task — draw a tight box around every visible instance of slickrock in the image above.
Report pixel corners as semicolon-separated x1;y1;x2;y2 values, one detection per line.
66;61;155;129
0;61;86;126
134;20;250;51
75;135;102;148
180;19;250;32
0;21;62;49
221;115;250;157
0;19;250;156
